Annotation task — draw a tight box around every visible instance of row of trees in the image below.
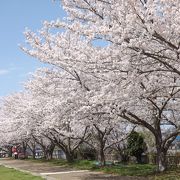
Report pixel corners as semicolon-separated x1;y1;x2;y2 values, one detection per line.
0;0;180;172
0;68;132;164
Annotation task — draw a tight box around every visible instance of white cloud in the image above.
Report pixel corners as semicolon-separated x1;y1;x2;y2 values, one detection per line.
0;69;9;75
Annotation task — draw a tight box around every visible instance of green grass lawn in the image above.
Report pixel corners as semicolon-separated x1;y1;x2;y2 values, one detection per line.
0;166;44;180
99;164;180;179
26;159;180;179
27;158;96;170
153;167;180;180
27;158;156;174
99;163;156;176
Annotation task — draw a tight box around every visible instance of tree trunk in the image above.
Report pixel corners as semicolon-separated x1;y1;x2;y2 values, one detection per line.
22;141;28;158
44;149;53;160
98;139;106;166
136;154;142;164
44;151;50;160
32;150;36;159
28;144;36;159
155;134;167;172
8;146;13;157
99;148;106;166
156;150;167;172
65;151;74;163
43;144;55;160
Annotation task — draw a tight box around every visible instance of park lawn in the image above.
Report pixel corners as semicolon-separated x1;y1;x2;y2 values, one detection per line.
27;159;156;175
96;164;180;179
27;158;96;170
99;164;156;176
27;159;180;179
153;167;180;180
0;165;44;180
27;158;156;174
99;164;180;179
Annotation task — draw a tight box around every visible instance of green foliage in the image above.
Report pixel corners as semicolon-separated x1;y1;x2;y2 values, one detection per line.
127;131;147;163
0;166;44;180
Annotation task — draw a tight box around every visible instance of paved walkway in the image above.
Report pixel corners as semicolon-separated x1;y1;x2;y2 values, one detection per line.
0;158;149;180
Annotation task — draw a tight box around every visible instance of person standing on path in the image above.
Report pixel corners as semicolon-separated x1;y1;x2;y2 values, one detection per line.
12;146;18;159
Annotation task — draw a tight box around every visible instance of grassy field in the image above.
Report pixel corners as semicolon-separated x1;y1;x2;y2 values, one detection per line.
0;165;44;180
27;159;180;179
99;164;156;176
27;158;96;169
153;168;180;180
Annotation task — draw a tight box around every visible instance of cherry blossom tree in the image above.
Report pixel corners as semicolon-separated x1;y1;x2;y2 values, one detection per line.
76;102;131;166
24;69;92;162
0;93;31;145
21;0;180;171
25;69;131;164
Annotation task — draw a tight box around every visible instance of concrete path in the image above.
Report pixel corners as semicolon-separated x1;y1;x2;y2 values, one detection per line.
0;158;149;180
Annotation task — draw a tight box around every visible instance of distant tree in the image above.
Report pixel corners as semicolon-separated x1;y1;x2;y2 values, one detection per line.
127;131;146;164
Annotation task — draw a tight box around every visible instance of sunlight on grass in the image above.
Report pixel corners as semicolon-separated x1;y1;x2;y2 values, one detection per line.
0;166;44;180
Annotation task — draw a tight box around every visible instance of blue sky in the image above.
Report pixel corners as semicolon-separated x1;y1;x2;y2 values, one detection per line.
0;0;65;96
